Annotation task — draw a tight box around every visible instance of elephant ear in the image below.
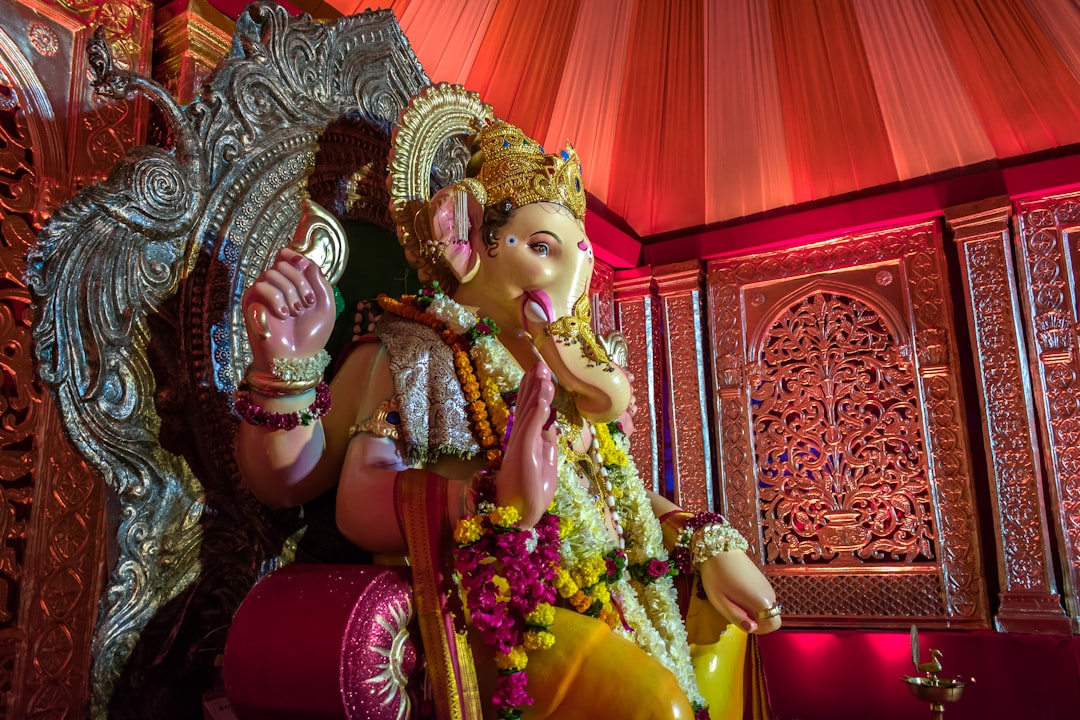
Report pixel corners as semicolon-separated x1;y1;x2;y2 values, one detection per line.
388;83;494;287
428;185;483;283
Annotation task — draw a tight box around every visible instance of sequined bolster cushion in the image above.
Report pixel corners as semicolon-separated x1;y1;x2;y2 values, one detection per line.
224;564;420;720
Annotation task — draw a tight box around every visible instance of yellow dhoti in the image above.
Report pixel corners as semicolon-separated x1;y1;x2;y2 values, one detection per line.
473;607;695;720
684;581;771;720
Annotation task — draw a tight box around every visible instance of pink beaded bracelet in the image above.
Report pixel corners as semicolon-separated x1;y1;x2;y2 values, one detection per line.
234;381;332;430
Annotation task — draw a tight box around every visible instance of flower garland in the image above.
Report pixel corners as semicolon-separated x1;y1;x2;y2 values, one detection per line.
452;501;560;718
379;286;708;719
234;381;332;430
558;418;708;715
381;287;557;719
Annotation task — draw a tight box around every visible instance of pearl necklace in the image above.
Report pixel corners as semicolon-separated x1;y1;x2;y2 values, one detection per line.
562;419;625;549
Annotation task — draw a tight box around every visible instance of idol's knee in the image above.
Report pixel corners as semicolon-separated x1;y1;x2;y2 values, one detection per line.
608;649;695;719
648;670;695;720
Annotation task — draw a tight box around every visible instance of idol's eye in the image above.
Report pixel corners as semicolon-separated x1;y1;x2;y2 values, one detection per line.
504;235;519;247
529;242;550;257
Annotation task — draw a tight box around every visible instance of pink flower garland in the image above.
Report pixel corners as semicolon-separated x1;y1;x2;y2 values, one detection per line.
453;496;561;720
234;381;331;430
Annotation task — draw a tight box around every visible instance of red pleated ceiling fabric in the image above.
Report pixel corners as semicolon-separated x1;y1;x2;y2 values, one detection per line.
280;0;1080;239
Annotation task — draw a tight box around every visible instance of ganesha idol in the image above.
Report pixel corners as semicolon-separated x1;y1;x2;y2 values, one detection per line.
230;83;779;720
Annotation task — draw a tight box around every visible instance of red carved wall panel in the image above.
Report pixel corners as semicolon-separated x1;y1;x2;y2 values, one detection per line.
948;197;1070;634
655;261;713;512
706;221;989;627
1013;190;1080;633
1;1;155;717
614;270;664;495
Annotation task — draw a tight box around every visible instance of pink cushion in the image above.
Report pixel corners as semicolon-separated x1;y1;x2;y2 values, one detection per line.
224;564;419;720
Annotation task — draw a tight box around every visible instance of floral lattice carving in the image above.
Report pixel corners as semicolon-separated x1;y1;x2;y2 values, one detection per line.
754;290;934;564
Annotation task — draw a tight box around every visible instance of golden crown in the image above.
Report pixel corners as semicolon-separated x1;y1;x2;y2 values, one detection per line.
460;121;587;220
388;84;588;288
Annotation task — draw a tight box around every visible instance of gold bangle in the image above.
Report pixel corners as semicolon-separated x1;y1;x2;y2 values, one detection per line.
757;603;782;620
244;368;321;397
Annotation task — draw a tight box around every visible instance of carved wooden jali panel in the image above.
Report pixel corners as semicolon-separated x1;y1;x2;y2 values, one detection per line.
1013;190;1080;632
707;221;989;627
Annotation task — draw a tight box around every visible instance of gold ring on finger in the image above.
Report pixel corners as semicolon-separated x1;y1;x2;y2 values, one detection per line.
757;604;782;620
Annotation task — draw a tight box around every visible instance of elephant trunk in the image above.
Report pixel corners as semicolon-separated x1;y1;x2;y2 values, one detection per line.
525;291;632;424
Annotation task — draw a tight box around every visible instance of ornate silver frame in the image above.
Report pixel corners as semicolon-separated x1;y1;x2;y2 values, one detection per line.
26;5;440;715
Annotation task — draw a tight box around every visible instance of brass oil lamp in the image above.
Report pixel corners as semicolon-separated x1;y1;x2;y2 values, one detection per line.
901;625;974;720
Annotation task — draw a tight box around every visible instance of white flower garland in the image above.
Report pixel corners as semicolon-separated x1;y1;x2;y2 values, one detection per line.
423;293;703;708
605;430;704;708
428;293;477;336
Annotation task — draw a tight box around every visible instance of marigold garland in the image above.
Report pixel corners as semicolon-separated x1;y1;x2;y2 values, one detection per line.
379;285;710;718
380;287;558;719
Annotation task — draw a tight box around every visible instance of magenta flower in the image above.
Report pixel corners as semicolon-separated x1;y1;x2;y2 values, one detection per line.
671;545;693;576
647;559;670;578
493;671;532;709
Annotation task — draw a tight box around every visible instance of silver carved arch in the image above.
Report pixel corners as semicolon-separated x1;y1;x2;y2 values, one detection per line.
24;4;460;716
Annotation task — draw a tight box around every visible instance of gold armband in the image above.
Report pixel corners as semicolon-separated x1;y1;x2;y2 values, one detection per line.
349;398;401;440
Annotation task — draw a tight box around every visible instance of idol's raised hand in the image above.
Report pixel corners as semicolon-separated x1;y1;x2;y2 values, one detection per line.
242;247;336;371
497;361;558;528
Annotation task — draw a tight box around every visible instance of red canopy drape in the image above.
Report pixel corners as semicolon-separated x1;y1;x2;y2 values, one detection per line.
250;0;1080;238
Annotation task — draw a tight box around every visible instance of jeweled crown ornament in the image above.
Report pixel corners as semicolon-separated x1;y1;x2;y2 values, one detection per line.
388;83;588;286
458;121;586;221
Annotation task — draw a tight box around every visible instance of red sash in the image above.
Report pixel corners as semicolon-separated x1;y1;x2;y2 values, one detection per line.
395;469;483;719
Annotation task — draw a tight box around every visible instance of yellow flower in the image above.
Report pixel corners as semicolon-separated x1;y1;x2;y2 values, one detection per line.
571;556;605;588
524;630;556;651
495;646;529;671
591;583;611;605
492;575;511;602
559;517;574;538
453;517;484;544
526;603;555;627
555;568;579;598
594;422;628;466
489;505;521;527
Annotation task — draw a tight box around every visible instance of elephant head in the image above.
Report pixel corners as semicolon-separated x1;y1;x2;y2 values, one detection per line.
432;193;630;422
389;85;631;422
